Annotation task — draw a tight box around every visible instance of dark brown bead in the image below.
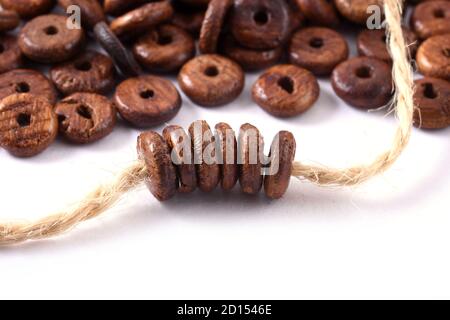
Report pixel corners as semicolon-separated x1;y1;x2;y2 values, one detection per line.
114;75;181;128
93;22;141;77
287;0;306;34
230;0;290;50
264;131;296;200
0;69;57;104
19;14;85;64
411;1;450;39
179;0;210;6
55;93;116;144
334;0;383;24
58;0;105;29
171;6;205;36
104;0;147;16
417;34;450;81
0;10;20;33
294;0;339;27
215;122;238;191
252;64;320;118
0;35;23;74
199;0;232;54
238;123;264;195
0;93;58;157
289;27;349;76
50;51;115;96
357;28;419;63
178;54;245;107
222;36;283;71
110;1;174;39
413;77;450;129
133;24;195;73
163;125;197;193
0;0;54;19
331;57;393;110
188;120;220;192
137;131;178;201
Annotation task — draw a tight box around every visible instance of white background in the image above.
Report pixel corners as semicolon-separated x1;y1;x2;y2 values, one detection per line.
0;15;449;300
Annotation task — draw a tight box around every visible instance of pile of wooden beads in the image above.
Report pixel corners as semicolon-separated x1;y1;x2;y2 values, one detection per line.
0;0;448;159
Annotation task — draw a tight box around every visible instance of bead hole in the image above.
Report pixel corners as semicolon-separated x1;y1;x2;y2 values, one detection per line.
140;89;154;99
75;61;92;71
44;26;58;35
309;38;324;48
77;105;92;119
157;35;173;45
204;66;219;77
433;8;445;18
15;82;30;93
355;66;372;78
17;113;31;127
253;9;269;25
278;76;294;94
423;83;438;99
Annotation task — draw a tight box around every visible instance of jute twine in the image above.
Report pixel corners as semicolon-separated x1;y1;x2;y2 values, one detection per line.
0;0;415;246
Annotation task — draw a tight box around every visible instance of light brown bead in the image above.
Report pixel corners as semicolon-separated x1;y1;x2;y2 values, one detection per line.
0;35;23;74
411;0;450;39
416;34;450;81
199;0;232;54
334;0;383;24
294;0;340;27
0;0;54;19
215;122;238;191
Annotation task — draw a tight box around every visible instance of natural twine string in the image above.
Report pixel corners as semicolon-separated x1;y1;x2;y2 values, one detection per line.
0;0;415;246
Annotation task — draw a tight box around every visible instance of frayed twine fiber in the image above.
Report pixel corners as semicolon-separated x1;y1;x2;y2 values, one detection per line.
0;0;415;246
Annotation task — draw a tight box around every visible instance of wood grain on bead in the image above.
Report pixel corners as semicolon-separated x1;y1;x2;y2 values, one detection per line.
0;0;54;18
0;10;20;33
294;0;340;27
0;35;23;74
137;131;178;201
55;93;117;144
199;0;232;54
215;122;238;191
0;93;58;157
411;1;450;39
114;75;181;128
58;0;106;29
334;0;383;24
416;34;450;81
252;64;320;118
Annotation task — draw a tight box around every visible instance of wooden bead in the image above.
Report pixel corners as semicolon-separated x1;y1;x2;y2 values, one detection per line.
0;10;20;33
19;14;85;64
331;57;393;110
163;125;197;193
0;35;23;74
0;0;53;19
110;1;174;39
0;69;57;104
295;0;339;27
179;0;210;6
114;75;181;128
215;122;238;191
264;131;296;200
55;93;116;144
413;77;450;129
334;0;383;24
104;0;147;16
238;123;264;195
287;0;306;34
58;0;105;29
416;34;450;81
252;64;320;118
230;0;290;50
178;54;245;107
171;6;205;36
188;120;220;192
411;1;450;39
133;24;195;73
289;27;349;76
137;131;178;201
0;94;58;157
50;51;115;96
199;0;232;54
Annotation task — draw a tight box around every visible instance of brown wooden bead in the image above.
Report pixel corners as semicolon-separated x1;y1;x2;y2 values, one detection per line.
199;0;232;54
114;75;181;128
215;122;238;191
413;77;450;129
0;10;20;33
58;0;105;29
0;35;23;74
230;0;290;50
264;131;296;200
179;0;210;6
334;0;383;24
178;54;245;107
19;14;85;64
416;34;450;81
222;36;282;71
287;0;306;34
238;123;264;195
0;93;58;157
357;28;419;63
294;0;340;27
331;57;393;110
289;27;349;76
104;0;147;16
162;125;197;193
0;0;53;19
171;5;205;36
110;1;174;39
0;69;57;104
133;24;195;73
137;131;178;201
188;120;220;192
55;93;116;144
50;50;115;96
252;64;320;118
411;1;450;39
